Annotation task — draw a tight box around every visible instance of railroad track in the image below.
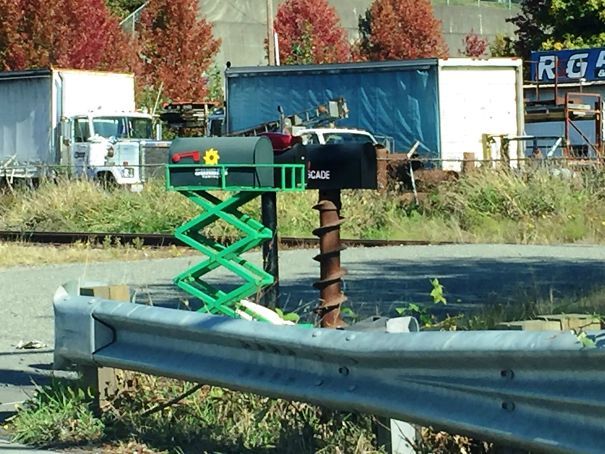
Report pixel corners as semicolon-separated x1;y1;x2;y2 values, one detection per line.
0;230;453;249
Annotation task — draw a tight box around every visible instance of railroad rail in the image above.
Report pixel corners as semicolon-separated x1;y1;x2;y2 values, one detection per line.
0;230;453;249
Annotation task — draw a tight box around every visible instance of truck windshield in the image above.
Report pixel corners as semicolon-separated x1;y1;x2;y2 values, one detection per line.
92;117;153;139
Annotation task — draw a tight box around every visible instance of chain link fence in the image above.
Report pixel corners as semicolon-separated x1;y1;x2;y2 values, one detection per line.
434;0;520;8
0;156;602;193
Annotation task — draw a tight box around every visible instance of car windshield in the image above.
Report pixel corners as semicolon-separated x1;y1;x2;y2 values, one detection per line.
92;117;153;139
323;132;374;145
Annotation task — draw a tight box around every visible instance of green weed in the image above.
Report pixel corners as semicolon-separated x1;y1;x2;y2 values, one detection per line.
395;278;448;327
9;380;104;447
8;374;384;453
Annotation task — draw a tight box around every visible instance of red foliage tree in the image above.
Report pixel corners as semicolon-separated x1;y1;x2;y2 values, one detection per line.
137;0;221;102
0;0;137;72
54;0;137;71
274;0;350;65
462;30;488;58
355;0;448;61
0;0;26;69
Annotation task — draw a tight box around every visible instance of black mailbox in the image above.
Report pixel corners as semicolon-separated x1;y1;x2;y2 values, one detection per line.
167;137;274;189
274;142;377;190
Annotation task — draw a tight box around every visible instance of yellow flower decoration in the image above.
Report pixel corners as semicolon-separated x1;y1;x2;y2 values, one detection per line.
203;148;220;165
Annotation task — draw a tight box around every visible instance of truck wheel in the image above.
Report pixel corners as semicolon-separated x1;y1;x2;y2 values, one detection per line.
97;172;117;189
28;178;40;189
1;177;38;191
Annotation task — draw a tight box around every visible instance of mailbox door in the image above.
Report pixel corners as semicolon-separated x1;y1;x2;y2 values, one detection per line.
305;143;377;190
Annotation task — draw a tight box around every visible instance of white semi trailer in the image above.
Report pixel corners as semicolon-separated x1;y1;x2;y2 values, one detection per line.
0;68;169;189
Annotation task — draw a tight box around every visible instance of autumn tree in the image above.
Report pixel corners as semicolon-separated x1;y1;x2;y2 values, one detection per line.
355;0;448;61
0;0;25;69
137;0;221;102
274;0;350;65
0;0;137;72
461;30;488;58
509;0;605;59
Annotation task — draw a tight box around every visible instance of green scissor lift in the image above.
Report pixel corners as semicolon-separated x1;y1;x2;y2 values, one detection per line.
166;138;305;322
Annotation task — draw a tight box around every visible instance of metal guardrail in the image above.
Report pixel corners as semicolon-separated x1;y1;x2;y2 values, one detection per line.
54;287;605;453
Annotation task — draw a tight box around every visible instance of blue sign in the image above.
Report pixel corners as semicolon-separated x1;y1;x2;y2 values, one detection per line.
530;48;605;83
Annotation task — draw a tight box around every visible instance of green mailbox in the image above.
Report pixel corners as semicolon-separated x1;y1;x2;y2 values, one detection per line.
167;136;276;190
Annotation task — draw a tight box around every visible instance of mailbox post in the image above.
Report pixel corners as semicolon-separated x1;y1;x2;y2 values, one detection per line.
261;194;279;309
167;135;378;327
166;136;305;320
275;141;378;327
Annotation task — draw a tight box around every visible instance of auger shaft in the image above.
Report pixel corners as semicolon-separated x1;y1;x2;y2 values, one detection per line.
313;190;347;328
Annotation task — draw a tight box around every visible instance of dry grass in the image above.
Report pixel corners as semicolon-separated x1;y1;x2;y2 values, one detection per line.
4;167;605;245
0;242;194;268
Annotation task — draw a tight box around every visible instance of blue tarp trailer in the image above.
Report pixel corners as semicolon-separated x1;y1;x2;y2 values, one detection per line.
225;58;524;170
225;60;442;161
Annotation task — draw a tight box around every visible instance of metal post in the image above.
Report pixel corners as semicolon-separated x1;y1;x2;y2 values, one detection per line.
564;93;570;157
266;0;276;66
261;0;279;309
313;190;346;328
261;193;279;309
595;95;603;158
554;56;560;103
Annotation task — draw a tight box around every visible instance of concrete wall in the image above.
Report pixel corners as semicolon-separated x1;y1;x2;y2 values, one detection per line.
199;0;519;68
434;4;518;54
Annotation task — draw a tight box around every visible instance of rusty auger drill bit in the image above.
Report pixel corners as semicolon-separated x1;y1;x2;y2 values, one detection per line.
312;190;347;328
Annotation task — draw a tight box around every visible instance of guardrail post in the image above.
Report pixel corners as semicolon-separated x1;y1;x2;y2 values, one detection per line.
385;318;418;454
365;317;419;454
77;284;129;414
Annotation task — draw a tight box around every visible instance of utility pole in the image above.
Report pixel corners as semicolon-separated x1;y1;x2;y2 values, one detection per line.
261;0;279;309
266;0;276;66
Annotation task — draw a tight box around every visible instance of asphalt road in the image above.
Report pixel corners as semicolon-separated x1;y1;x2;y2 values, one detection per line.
2;243;605;432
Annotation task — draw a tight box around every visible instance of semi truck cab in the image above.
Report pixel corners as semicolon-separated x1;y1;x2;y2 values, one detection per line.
62;112;162;190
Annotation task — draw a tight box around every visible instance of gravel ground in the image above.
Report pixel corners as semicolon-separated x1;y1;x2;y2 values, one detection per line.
1;243;605;445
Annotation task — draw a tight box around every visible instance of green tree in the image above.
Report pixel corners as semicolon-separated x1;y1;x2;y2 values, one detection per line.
509;0;605;59
106;0;145;18
489;34;515;57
